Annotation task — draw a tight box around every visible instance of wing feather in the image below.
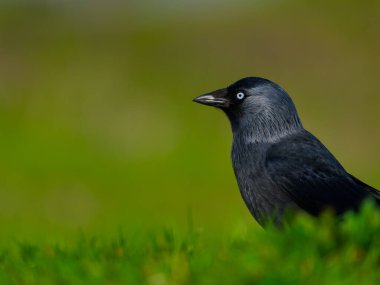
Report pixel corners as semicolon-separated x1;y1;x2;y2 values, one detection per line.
265;131;369;215
349;174;380;201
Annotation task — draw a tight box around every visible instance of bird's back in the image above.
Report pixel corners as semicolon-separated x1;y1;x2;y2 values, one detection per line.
232;129;380;225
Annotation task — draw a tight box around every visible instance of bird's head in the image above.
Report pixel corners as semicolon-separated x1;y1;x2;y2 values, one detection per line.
193;77;303;143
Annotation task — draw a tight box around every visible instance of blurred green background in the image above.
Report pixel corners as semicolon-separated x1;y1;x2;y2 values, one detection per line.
0;0;379;238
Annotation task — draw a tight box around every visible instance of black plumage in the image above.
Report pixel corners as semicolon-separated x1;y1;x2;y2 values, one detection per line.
193;77;380;227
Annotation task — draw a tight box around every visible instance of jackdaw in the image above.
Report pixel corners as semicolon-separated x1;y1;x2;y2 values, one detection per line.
193;77;380;227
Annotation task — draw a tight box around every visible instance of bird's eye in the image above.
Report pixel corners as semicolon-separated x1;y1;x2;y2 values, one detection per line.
236;92;245;100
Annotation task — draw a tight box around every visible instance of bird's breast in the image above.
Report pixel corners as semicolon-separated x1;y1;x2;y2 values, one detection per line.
231;146;268;200
231;141;275;222
231;142;269;178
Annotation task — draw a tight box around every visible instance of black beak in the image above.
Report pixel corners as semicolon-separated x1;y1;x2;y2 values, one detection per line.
193;88;229;108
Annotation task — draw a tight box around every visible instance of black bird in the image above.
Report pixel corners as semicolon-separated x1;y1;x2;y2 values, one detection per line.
193;77;380;227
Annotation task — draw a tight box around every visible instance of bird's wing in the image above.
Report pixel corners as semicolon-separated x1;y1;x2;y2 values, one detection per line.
265;131;368;215
348;174;380;200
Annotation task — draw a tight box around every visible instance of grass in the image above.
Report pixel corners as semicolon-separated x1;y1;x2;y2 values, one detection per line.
1;201;380;285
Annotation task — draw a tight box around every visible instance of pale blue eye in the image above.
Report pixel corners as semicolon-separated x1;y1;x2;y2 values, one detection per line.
236;92;245;100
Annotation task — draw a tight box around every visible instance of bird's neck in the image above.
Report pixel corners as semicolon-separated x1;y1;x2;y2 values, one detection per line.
230;112;303;144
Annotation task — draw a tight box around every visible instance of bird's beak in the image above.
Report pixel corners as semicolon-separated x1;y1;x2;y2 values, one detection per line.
193;88;229;108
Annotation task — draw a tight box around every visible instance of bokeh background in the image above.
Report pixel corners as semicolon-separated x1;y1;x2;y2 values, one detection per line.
0;0;379;238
